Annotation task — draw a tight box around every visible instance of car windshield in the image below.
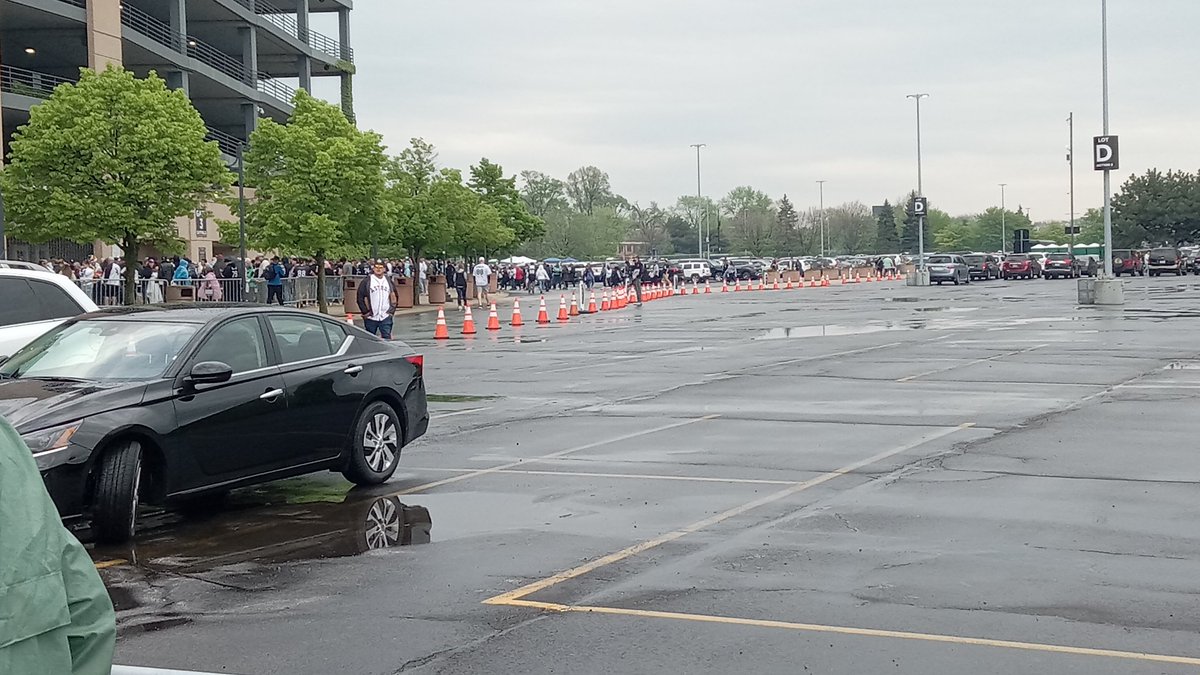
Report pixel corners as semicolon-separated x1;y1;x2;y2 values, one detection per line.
1151;248;1176;257
0;319;197;381
927;255;954;264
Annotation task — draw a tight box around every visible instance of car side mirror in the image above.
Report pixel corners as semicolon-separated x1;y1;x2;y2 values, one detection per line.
187;361;233;386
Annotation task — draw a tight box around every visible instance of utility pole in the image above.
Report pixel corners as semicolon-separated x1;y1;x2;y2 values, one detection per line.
690;143;705;258
1068;112;1076;250
816;180;826;256
1101;0;1113;278
907;93;929;271
999;183;1007;254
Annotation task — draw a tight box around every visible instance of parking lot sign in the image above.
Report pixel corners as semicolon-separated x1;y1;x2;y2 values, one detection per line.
910;197;928;218
1093;136;1119;171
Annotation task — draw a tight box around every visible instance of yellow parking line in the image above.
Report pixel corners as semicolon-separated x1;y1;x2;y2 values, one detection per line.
392;415;719;497
485;424;973;605
497;599;1200;667
93;559;127;569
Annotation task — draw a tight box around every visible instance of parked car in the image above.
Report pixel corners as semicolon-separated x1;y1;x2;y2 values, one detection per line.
679;261;712;282
0;305;429;543
1001;254;1041;280
1042;253;1082;279
1111;249;1145;277
963;254;1001;280
0;269;100;359
1182;249;1200;275
1147;247;1185;276
0;259;54;272
927;254;970;285
1076;255;1099;277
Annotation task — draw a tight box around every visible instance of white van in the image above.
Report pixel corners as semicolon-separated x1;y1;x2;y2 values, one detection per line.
679;261;712;281
0;269;99;358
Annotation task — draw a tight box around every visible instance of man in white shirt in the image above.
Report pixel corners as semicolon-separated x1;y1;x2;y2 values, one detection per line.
418;259;428;298
472;257;492;308
355;261;398;339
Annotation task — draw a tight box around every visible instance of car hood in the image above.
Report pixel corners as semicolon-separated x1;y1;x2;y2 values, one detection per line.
0;378;149;432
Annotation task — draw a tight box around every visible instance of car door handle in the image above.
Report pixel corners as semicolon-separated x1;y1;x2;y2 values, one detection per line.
343;365;363;375
259;388;284;402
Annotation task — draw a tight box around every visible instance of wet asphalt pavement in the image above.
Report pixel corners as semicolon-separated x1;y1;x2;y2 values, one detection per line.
94;276;1200;674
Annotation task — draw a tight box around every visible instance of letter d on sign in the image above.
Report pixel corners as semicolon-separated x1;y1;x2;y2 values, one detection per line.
1093;135;1120;171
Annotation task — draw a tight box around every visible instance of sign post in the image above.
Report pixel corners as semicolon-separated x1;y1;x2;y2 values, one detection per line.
1091;0;1123;305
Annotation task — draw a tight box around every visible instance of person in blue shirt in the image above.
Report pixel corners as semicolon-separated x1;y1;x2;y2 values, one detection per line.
263;256;286;305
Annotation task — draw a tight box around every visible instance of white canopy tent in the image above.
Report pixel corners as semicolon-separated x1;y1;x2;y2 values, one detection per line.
499;255;536;265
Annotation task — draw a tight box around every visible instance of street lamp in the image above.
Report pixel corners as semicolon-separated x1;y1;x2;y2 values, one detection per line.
906;93;929;271
816;180;826;257
999;183;1007;253
1068;112;1076;250
236;143;248;290
690;143;705;257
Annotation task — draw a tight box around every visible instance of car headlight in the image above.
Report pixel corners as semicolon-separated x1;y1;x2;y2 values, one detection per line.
20;422;81;456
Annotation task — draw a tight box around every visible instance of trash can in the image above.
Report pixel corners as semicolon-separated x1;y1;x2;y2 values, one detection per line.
343;276;361;299
394;277;415;309
165;284;196;302
427;274;447;305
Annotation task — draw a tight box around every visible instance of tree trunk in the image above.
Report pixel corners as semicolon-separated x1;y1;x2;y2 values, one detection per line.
410;248;422;306
122;235;139;306
316;250;328;314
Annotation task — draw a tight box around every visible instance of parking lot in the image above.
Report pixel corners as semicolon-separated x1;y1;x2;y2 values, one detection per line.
95;275;1200;674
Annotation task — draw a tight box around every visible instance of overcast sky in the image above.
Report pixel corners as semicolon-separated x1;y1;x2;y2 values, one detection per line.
317;0;1200;223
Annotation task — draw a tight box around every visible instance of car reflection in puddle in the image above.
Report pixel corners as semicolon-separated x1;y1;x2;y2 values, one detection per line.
91;492;431;573
755;322;924;339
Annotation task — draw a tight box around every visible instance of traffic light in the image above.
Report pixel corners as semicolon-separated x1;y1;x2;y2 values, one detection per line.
1013;229;1031;254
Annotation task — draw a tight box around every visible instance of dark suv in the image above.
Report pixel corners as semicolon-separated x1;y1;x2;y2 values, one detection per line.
1111;249;1145;277
1147;248;1185;276
1042;253;1081;279
963;254;1000;280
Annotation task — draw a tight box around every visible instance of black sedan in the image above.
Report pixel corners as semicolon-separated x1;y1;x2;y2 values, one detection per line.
0;305;429;543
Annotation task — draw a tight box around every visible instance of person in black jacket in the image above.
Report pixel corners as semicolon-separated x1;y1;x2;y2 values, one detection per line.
452;263;468;310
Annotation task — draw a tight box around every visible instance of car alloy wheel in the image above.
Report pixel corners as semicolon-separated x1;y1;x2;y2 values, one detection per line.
362;497;402;550
363;413;399;473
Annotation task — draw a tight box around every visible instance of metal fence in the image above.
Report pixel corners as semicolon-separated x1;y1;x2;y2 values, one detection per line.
75;277;346;308
0;65;76;99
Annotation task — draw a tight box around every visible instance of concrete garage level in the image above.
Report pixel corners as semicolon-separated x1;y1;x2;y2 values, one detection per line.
96;276;1200;674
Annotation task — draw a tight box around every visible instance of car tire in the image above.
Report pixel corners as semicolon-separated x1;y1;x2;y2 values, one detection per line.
92;439;144;544
343;401;403;486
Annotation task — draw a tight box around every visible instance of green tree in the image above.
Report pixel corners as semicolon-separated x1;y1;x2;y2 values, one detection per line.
2;66;231;302
628;202;668;255
825;201;875;254
519;170;567;217
1111;169;1200;246
386;139;498;303
897;193;932;254
238;89;386;313
565;166;615;215
873;201;899;253
665;214;695;254
469;158;543;245
968;207;1031;252
721;186;776;256
936;217;972;251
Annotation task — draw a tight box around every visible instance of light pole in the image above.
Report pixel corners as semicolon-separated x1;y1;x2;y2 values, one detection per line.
816;180;826;257
236;143;248;291
907;93;929;271
690;143;705;257
1068;112;1076;250
999;183;1007;254
1100;0;1113;278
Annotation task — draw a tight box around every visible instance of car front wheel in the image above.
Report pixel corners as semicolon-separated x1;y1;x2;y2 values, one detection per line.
344;401;403;485
93;439;144;544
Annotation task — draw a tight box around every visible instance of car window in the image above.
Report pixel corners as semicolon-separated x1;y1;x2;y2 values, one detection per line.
269;315;338;364
321;321;348;353
963;255;984;263
1005;255;1028;261
29;280;86;320
1;320;198;381
0;278;44;327
1047;254;1071;260
1151;248;1177;257
927;256;953;264
191;317;269;374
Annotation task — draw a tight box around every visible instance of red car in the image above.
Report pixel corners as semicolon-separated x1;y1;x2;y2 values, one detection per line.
1001;254;1041;280
1111;249;1145;277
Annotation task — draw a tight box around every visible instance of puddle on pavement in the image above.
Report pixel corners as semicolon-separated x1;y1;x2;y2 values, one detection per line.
1164;361;1200;370
756;322;924;339
91;491;432;574
427;393;500;403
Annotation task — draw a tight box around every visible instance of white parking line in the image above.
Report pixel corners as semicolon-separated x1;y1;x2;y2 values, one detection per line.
432;407;492;420
897;344;1049;382
402;466;797;486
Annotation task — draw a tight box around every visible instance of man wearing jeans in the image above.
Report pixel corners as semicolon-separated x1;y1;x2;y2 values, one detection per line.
356;261;399;339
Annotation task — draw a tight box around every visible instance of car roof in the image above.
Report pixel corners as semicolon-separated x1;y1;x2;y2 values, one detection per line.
76;303;324;325
0;267;101;309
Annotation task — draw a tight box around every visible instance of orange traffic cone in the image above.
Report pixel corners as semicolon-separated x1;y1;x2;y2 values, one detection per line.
511;298;525;326
434;307;450;340
772;277;780;291
461;305;477;335
822;275;831;287
758;278;766;291
557;295;570;322
619;287;628;308
733;279;740;292
345;312;355;326
600;290;611;311
569;295;580;317
536;296;550;324
853;272;861;284
486;303;501;330
785;277;793;290
704;280;712;294
586;291;598;313
722;280;729;292
692;282;699;295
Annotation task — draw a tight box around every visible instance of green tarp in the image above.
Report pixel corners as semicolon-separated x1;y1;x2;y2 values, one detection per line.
0;415;115;674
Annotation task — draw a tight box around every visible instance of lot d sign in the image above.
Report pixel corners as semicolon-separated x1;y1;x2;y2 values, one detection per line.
1094;136;1119;171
